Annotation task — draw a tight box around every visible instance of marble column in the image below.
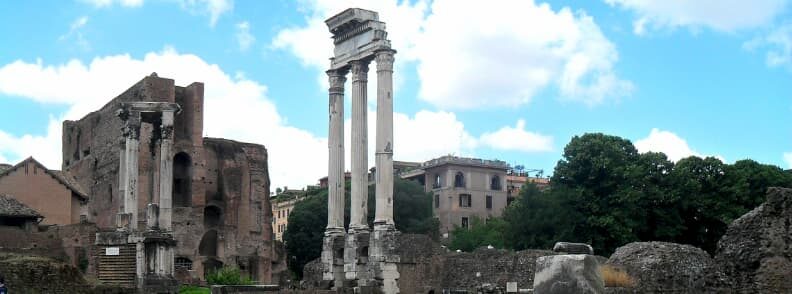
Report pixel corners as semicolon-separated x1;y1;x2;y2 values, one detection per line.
158;110;175;230
374;49;396;230
124;112;141;230
326;69;347;235
349;60;370;232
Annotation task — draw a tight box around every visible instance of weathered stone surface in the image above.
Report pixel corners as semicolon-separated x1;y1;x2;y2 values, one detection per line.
607;242;731;293
0;253;133;294
715;187;792;293
533;254;604;294
553;242;594;255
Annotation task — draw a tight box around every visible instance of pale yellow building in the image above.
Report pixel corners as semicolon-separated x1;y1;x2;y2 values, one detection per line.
271;189;308;241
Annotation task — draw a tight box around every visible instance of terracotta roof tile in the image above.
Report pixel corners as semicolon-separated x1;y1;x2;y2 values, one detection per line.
0;194;41;218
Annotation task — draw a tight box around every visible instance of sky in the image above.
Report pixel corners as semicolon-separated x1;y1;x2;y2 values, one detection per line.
0;0;791;190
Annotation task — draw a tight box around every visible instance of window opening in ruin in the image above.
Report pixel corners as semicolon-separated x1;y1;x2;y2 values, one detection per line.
175;257;193;270
490;175;501;190
486;195;493;209
459;194;471;208
199;230;218;256
461;217;469;229
454;172;465;188
204;205;222;228
359;246;369;264
173;152;192;207
434;194;440;208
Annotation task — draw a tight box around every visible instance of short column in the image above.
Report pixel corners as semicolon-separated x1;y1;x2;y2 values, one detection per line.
374;49;396;230
349;60;370;232
158;110;175;230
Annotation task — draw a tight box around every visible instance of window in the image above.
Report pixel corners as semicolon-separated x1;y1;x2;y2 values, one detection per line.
175;257;193;270
461;217;469;229
459;194;471;208
486;195;493;209
490;175;501;190
173;152;192;207
454;172;465;188
433;174;441;188
434;194;440;208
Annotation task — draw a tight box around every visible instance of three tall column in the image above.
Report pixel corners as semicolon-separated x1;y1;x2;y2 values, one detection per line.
326;69;347;235
374;50;396;229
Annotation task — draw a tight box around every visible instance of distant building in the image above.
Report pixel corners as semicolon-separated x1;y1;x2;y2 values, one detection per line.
271;189;309;241
0;157;87;225
505;173;550;205
402;156;509;235
319;172;351;188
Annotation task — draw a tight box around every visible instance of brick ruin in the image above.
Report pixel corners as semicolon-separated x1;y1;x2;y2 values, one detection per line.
61;73;278;287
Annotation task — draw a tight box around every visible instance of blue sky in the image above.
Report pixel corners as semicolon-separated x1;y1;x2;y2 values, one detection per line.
0;0;791;189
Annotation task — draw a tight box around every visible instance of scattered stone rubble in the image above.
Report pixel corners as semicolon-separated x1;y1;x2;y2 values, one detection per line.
533;254;604;294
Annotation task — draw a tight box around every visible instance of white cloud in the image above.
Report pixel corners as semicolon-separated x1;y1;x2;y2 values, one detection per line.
179;0;233;27
59;16;90;51
0;48;325;188
272;0;630;109
81;0;143;8
605;0;787;35
634;128;719;162
235;21;255;51
744;23;792;68
479;119;553;152
784;152;792;168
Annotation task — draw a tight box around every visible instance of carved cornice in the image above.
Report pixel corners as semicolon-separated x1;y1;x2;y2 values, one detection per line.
327;70;348;94
350;60;370;82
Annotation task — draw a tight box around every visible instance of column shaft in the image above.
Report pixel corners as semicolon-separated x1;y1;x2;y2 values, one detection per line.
326;70;347;234
350;60;370;231
124;113;141;230
158;111;175;230
374;50;396;228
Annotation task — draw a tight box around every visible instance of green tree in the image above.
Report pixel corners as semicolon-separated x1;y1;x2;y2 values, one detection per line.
284;178;437;278
449;217;508;252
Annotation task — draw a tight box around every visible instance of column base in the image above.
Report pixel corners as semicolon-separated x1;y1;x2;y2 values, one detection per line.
370;229;401;294
373;221;395;232
344;229;373;287
321;232;345;290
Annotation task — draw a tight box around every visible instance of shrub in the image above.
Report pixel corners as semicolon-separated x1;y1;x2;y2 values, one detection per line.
206;267;254;285
179;285;210;294
600;265;635;288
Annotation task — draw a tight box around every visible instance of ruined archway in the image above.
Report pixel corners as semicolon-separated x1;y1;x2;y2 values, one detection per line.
173;152;191;207
199;230;218;257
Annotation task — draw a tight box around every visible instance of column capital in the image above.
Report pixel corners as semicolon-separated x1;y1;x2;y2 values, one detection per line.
326;69;347;95
375;49;396;72
350;60;370;82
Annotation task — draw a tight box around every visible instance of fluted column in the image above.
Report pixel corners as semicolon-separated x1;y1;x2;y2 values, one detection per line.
349;60;370;232
123;111;141;230
374;49;396;229
158;110;175;230
326;69;347;235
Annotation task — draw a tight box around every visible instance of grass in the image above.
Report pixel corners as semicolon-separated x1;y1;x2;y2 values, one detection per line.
179;285;210;294
206;266;255;285
600;265;635;288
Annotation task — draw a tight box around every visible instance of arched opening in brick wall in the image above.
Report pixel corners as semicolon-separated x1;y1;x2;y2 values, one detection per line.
173;152;192;207
204;205;222;228
199;230;218;257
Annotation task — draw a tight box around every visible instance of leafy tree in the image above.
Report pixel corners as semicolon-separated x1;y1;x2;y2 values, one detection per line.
449;217;508;252
284;178;437;278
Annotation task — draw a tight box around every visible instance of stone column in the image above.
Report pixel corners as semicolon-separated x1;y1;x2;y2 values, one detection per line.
158;110;175;230
374;49;396;230
349;60;370;232
124;111;141;230
326;69;347;235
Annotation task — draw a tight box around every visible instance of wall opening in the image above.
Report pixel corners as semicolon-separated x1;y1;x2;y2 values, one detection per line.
204;205;222;228
199;230;218;257
173;152;192;207
490;175;501;190
454;172;465;188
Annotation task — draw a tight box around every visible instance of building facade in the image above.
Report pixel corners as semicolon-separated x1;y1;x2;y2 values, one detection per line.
0;157;87;225
61;74;277;284
404;156;509;235
270;189;308;241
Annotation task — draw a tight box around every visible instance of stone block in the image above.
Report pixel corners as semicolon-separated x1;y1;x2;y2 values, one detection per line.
552;242;593;255
533;254;604;294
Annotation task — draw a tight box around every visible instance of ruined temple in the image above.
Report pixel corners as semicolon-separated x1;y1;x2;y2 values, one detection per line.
61;74;276;286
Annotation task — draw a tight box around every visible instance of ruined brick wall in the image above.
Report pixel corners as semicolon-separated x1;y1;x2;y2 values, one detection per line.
62;75;276;283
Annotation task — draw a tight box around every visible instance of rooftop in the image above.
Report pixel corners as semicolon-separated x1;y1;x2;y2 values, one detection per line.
420;155;509;170
0;157;88;200
0;194;42;218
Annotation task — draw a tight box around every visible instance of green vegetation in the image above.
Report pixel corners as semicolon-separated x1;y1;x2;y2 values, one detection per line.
451;133;792;255
449;217;507;251
284;178;438;278
205;266;254;285
179;285;210;294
